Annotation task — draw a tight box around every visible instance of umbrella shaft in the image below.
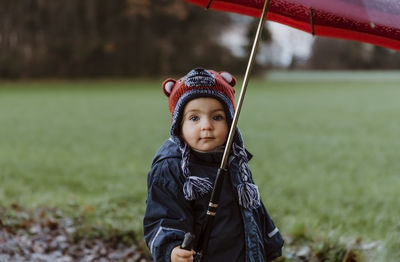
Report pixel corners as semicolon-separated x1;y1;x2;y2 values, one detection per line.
196;167;227;256
195;0;271;260
220;0;270;170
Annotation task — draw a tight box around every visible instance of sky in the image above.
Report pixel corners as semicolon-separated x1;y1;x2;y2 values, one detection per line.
220;16;315;66
268;22;315;65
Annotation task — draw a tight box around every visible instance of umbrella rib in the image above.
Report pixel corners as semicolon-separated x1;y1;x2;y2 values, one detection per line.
309;7;315;36
206;0;214;9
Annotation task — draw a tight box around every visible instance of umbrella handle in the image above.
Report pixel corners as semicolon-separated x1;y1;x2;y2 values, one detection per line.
181;232;195;250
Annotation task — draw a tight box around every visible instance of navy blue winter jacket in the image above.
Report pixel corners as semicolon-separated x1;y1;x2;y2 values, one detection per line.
143;139;283;261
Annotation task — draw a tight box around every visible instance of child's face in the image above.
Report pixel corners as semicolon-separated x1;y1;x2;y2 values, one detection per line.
181;97;229;152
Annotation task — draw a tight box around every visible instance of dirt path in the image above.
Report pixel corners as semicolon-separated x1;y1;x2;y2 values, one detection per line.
0;206;152;262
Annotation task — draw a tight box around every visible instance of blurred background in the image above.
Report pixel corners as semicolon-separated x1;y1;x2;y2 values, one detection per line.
1;1;400;262
2;0;400;79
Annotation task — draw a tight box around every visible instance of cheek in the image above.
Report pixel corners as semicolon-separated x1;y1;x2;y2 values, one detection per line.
181;122;195;140
181;123;189;138
219;122;229;137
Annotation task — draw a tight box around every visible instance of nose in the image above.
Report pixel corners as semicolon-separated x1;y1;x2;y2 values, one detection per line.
201;118;213;130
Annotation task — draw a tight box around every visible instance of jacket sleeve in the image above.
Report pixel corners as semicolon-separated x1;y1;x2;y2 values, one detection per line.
246;168;283;260
143;159;194;262
259;202;284;260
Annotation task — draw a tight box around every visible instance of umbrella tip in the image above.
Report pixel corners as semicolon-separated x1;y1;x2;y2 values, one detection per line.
370;22;376;29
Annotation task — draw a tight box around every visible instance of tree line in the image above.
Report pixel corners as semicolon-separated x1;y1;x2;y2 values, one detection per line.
0;0;247;78
304;38;400;70
1;0;398;78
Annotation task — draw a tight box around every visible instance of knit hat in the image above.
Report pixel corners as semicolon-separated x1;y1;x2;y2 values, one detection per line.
162;68;260;209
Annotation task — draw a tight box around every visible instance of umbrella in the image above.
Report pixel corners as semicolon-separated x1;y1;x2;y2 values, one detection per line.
186;0;400;51
179;0;400;260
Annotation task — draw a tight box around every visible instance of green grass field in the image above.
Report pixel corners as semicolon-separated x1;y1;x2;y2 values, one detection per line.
1;72;399;261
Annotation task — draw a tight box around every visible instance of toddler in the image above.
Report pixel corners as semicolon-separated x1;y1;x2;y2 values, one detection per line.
143;68;283;261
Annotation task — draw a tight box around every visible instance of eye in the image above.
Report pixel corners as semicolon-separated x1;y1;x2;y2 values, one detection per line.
213;114;225;121
189;115;200;122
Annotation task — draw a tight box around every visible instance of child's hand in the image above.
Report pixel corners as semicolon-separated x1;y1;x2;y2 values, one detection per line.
171;245;196;262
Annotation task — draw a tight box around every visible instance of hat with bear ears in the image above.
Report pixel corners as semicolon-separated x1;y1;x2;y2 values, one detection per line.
162;68;260;209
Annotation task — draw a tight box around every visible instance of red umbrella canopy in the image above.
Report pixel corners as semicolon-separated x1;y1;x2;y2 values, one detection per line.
185;0;400;51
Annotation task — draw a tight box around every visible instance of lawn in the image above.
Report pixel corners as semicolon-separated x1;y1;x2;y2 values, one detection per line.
0;72;399;261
